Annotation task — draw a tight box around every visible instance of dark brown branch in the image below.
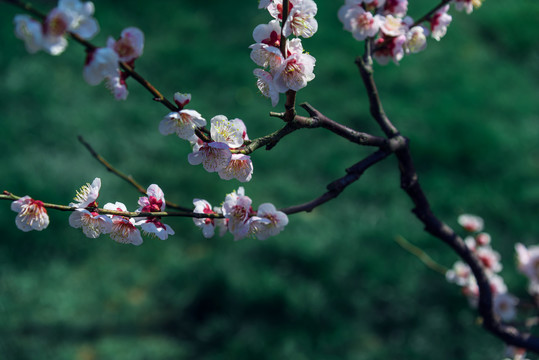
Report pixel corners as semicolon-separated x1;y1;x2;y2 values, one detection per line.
77;136;191;211
280;149;391;214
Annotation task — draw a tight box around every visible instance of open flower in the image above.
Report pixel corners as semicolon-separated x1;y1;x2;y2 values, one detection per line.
11;196;50;232
222;187;253;241
14;15;44;54
70;177;101;208
69;208;112;238
218;154;254;182
251;203;288;240
430;4;452;41
188;142;232;173
107;27;144;63
83;47;119;85
273;52;316;92
57;0;99;39
159;109;206;141
103;202;143;246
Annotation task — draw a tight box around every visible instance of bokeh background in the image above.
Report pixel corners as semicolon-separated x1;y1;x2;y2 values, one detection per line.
0;0;538;359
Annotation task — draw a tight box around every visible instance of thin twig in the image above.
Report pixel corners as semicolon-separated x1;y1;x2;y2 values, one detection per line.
77;136;191;211
394;235;448;275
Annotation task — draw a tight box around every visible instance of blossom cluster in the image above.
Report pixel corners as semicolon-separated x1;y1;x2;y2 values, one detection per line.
14;0;98;55
159;93;254;182
10;180;288;244
193;186;288;241
337;0;481;65
446;214;518;322
13;0;144;100
251;0;318;107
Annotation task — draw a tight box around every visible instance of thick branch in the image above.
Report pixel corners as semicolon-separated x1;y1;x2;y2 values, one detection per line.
280;149;391;214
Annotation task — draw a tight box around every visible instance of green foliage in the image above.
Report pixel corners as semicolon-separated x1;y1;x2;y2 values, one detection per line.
0;0;538;359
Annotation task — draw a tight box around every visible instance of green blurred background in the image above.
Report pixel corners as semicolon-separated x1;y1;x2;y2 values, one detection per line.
0;0;538;359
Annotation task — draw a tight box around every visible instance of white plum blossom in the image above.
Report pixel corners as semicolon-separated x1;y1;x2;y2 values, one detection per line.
380;15;406;37
493;293;518;322
254;69;280;107
446;260;472;287
340;7;384;41
107;27;144;63
13;15;44;54
103;202;143;245
218;154;254;183
259;0;273;9
40;8;70;55
188;142;232;173
282;0;318;38
68;208;112;238
338;0;363;26
404;26;427;54
11;196;50;232
70;177;101;208
57;0;99;39
83;47;119;86
251;203;288;240
193;199;217;238
430;4;452;41
159;109;206;141
136;218;175;240
515;243;539;292
273;52;316;92
458;214;484;232
222;187;253;241
210;115;245;148
174;92;191;109
453;0;474;14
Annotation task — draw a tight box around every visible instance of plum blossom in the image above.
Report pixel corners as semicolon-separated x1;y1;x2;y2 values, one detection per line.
70;177;101;208
373;34;406;65
188;142;232;173
259;0;273;9
103;202;143;246
14;15;44;54
174;92;191;109
222;187;253;241
210;116;245;148
430;4;452;41
159;109;206;141
493;293;518;322
83;47;119;86
68;209;112;238
404;26;427;54
11;196;50;232
446;260;472;287
383;0;408;17
254;69;280;107
380;15;406;37
282;0;318;38
341;7;383;41
39;8;70;55
515;243;539;292
135;184;174;240
105;73;128;100
57;0;99;39
453;0;474;14
107;27;144;63
251;203;288;240
193;199;217;238
249;20;283;69
218;154;254;182
338;0;363;26
458;214;484;232
273;52;316;92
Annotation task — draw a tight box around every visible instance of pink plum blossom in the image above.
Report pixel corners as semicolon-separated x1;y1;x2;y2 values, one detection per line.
218;154;254;183
11;196;50;232
453;0;474;14
251;203;288;240
341;7;384;41
515;243;539;291
135;184;174;240
383;0;408;17
430;5;452;41
222;187;253;241
70;177;101;208
446;260;472;287
68;208;112;238
193;199;217;238
338;0;363;26
40;8;70;55
105;73;128;100
107;27;144;63
458;214;484;232
103;202;143;246
373;34;406;65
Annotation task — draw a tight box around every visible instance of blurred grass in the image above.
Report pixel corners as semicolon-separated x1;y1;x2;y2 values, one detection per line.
0;0;538;359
